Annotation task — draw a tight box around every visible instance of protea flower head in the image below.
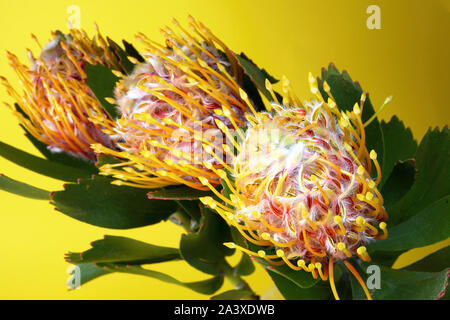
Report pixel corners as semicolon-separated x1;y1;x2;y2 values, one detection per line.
1;27;122;160
199;74;388;300
92;17;257;190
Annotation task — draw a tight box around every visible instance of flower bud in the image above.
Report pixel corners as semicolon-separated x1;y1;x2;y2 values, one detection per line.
201;74;387;299
95;18;253;190
2;29;121;160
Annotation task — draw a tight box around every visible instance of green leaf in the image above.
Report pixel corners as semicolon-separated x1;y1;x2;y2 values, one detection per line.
369;250;406;268
221;176;234;208
261;262;320;289
231;225;319;289
241;71;266;112
235;253;255;276
379;116;417;187
407;248;450;300
106;37;135;75
99;263;224;295
381;159;416;210
95;154;122;168
84;64;120;119
179;207;234;275
317;64;384;176
235;52;279;103
389;127;450;225
147;186;214;201
67;263;110;289
0;174;50;200
122;40;145;63
350;262;448;300
65;235;180;265
0;140;91;182
176;200;202;223
68;262;223;295
370;195;449;253
269;271;331;300
405;245;450;273
210;289;254;300
51;175;178;229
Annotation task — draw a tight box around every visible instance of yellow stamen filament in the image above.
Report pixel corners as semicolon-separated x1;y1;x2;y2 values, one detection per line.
256;249;285;266
199;177;234;206
214;119;242;152
334;216;346;235
337;242;352;258
344;260;373;300
264;78;279;108
364;95;392;128
222;242;279;261
370;150;382;185
297;122;319;137
364;221;379;236
315;263;328;281
238;87;258;116
276;250;303;271
317;157;342;179
253;211;285;232
256;250;280;260
296;259;310;272
354;216;367;232
274;170;288;197
200;197;233;213
311;174;329;206
301;207;318;231
261;233;296;248
220;107;245;141
201;144;233;172
377;222;388;240
238;214;267;240
356;246;371;262
232;222;272;246
308;262;318;279
329;258;340;300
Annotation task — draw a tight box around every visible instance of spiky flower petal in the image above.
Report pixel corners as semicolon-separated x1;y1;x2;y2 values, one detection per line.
1;28;122;160
94;17;255;190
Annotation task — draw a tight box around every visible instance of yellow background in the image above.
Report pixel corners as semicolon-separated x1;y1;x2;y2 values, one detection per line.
0;0;449;299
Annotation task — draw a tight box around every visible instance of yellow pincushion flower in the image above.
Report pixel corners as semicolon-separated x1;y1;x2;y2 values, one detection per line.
1;28;122;160
93;17;256;190
200;75;388;300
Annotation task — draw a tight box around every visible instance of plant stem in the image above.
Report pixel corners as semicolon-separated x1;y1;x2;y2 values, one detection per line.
219;259;259;300
169;210;194;232
170;208;259;299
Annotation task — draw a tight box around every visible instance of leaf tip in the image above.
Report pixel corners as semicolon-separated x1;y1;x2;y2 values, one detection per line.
437;269;449;300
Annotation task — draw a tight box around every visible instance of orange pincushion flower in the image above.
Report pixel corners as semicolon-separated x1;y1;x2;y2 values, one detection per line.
200;75;388;300
1;28;122;160
93;17;256;190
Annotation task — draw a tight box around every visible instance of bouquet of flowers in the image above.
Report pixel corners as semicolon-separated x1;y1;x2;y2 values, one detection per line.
1;17;448;300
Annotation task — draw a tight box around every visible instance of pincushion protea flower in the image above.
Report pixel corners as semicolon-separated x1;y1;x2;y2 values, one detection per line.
199;74;388;300
1;27;121;161
93;17;257;190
